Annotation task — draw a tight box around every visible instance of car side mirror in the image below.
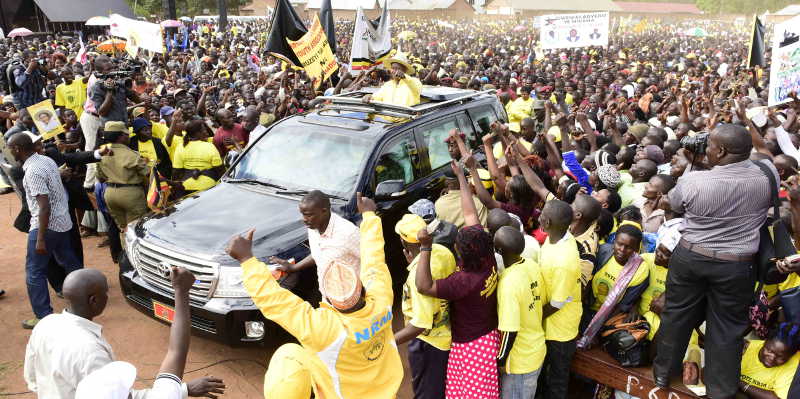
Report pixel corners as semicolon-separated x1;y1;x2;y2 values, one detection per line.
224;150;240;168
374;179;406;200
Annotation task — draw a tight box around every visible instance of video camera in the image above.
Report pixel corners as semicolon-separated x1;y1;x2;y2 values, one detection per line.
96;60;143;90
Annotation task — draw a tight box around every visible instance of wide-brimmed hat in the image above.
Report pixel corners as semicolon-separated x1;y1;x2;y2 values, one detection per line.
34;109;53;120
383;52;413;74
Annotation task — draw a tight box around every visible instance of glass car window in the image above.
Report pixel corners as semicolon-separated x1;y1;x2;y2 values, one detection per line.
419;118;459;172
375;136;415;185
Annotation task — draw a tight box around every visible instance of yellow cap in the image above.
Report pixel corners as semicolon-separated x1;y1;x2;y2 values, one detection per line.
395;214;427;244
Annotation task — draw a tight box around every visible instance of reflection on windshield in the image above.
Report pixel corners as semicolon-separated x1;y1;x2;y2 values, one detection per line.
233;125;371;197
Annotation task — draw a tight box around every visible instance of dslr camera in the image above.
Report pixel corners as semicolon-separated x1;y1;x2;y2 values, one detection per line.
680;132;709;155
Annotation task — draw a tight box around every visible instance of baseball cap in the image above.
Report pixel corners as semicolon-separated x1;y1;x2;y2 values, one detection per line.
132;107;146;119
160;106;175;117
408;199;436;222
395;214;427;244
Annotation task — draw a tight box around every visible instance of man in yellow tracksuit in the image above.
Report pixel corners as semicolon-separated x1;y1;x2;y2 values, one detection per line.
226;193;402;399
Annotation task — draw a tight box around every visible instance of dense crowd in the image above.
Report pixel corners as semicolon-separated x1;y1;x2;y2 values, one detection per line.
2;12;800;399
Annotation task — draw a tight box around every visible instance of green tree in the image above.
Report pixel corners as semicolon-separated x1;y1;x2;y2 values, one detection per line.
125;0;249;18
694;0;795;14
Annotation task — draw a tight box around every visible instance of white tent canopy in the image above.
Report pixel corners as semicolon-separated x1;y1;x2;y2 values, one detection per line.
305;0;377;9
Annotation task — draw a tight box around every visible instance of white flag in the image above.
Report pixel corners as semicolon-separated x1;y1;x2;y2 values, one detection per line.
349;3;391;75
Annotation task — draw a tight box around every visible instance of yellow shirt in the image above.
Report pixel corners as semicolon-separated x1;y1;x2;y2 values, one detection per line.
618;181;647;208
538;233;583;342
740;340;800;399
591;255;651;311
497;258;548;374
136;139;157;168
163;133;184;162
151;122;169;140
372;77;422;107
54;79;87;118
766;270;800;298
434;190;488;230
401;244;456;351
492;138;532;160
507;97;534;132
241;212;402;399
173;140;222;192
638;253;667;315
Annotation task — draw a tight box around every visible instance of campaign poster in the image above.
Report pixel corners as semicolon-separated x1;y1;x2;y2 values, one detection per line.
27;100;64;141
540;12;609;50
288;15;338;88
768;15;800;107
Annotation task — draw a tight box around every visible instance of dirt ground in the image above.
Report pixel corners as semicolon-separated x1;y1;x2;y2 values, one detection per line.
0;193;413;398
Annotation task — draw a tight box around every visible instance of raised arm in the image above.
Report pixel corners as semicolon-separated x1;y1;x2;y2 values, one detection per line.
156;267;195;377
736;99;772;159
512;145;554;201
465;154;501;209
454;159;481;226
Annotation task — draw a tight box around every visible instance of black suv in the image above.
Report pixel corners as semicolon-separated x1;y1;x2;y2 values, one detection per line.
120;86;508;345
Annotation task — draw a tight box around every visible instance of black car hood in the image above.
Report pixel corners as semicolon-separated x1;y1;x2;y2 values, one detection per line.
134;183;309;262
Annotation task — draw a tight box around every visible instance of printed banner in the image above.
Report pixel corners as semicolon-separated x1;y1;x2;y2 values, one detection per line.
539;12;609;50
769;15;800;107
288;15;338;88
28;100;63;141
110;14;165;54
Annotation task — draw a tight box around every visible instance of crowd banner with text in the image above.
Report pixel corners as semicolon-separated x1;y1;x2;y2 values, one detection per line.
288;15;338;88
769;14;800;107
540;12;609;50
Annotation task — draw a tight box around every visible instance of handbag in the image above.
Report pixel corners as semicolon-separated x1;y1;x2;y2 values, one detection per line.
780;285;800;324
599;313;651;367
753;161;794;285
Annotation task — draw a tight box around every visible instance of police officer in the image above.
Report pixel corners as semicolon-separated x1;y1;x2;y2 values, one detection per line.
96;121;148;231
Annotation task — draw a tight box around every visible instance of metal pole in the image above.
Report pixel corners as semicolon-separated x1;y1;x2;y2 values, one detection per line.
218;0;227;31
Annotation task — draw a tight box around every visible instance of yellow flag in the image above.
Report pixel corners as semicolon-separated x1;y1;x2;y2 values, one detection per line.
633;19;648;34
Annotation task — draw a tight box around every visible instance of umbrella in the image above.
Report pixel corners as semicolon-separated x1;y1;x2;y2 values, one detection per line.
86;16;111;26
684;27;709;37
8;28;33;38
97;39;126;53
513;25;526;32
398;30;417;40
179;16;192;22
161;19;183;28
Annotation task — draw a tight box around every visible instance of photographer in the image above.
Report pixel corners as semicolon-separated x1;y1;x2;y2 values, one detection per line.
652;124;778;398
90;57;142;126
11;50;46;109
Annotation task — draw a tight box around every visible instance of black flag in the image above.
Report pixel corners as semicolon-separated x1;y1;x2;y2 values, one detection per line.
748;16;766;67
320;0;336;55
265;0;307;66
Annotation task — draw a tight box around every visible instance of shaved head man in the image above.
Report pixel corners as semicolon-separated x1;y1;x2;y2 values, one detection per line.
270;190;360;302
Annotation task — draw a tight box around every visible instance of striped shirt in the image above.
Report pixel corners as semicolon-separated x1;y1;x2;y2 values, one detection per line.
22;153;72;233
670;159;777;255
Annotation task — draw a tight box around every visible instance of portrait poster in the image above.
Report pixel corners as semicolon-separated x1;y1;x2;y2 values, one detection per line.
540;12;609;50
27;100;64;141
768;15;800;107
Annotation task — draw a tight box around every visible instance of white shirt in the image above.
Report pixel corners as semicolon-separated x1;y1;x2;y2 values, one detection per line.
24;311;186;399
308;212;360;299
494;234;540;274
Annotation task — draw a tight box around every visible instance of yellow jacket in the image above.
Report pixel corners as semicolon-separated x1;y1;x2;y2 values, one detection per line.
241;212;402;399
372;77;422;107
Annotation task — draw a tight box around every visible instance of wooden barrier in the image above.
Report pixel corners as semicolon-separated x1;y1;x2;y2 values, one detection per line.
571;348;703;399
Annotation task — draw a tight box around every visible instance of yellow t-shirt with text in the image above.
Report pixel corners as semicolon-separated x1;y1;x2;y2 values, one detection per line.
55;79;88;118
498;258;548;374
591;255;650;311
638;253;667;315
740;340;800;399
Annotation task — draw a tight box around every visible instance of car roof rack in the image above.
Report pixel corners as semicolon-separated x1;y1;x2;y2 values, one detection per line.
318;87;495;120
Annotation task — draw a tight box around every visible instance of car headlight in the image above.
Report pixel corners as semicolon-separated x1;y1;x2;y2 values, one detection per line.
214;266;250;298
124;228;139;272
124;225;138;251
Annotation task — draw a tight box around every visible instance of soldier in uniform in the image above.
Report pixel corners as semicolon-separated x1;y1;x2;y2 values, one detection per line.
96;121;149;231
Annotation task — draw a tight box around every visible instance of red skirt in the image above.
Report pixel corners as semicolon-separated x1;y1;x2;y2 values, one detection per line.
445;329;500;399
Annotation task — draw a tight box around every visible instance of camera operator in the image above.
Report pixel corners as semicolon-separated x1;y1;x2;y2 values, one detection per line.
652;124;779;398
90;58;142;126
10;50;47;109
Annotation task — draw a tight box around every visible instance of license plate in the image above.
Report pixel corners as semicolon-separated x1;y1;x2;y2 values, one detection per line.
153;301;175;323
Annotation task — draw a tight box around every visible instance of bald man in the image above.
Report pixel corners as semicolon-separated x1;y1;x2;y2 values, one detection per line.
24;269;224;399
653;124;779;398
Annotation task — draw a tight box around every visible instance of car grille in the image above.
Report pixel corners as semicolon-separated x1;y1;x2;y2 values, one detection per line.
127;293;217;334
130;239;219;305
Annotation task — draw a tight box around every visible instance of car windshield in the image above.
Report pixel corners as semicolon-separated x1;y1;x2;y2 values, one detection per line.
231;124;372;198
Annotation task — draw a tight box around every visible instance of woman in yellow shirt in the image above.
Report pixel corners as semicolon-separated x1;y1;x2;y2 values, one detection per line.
172;120;223;195
739;323;800;399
